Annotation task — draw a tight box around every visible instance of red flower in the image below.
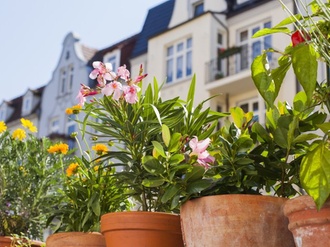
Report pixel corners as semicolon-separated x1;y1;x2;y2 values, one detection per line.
291;30;310;47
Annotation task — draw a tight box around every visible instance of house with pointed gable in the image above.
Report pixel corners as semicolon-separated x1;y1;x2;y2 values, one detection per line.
0;86;44;131
38;32;97;147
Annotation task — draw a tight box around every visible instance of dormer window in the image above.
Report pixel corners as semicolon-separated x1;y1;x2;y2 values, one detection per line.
194;1;204;17
0;108;5;121
104;50;120;72
22;93;33;116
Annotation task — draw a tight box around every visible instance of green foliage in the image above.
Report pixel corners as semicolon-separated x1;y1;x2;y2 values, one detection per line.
47;156;128;232
251;0;330;209
79;75;227;212
0;127;65;239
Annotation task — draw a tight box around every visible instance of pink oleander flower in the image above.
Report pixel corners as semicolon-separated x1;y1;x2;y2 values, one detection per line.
133;73;148;84
189;136;214;168
117;65;130;81
77;84;98;106
123;84;141;104
102;81;123;100
89;61;116;87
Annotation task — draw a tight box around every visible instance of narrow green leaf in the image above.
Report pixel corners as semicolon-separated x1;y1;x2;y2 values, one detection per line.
186;75;196;113
252;27;290;38
161;184;181;203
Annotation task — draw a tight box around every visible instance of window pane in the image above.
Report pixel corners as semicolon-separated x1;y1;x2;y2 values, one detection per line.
252;41;261;58
177;56;183;79
240;44;249;70
166;59;173;83
186;51;192;76
253;102;259;111
217;33;223;45
252;27;260;35
264;21;271;28
187;38;192;49
240;30;248;42
194;3;204;17
167;46;173;56
240;103;249;113
177;43;184;52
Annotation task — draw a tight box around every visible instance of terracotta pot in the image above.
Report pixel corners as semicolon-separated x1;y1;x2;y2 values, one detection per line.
283;195;330;247
101;211;184;247
0;236;44;247
46;232;105;247
180;194;295;247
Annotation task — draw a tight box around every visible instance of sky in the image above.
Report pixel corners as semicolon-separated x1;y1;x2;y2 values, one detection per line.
0;0;166;102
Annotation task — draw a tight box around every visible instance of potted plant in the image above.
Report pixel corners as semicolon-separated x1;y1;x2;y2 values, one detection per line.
0;119;61;246
251;0;330;245
74;62;226;247
45;122;129;247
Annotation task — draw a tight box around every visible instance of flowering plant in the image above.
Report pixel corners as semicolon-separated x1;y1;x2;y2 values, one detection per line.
75;62;226;211
46;126;129;232
251;0;330;209
0;119;63;240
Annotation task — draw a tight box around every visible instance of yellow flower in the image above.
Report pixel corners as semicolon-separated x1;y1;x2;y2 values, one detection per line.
72;104;82;114
65;108;73;115
21;118;37;133
12;128;26;141
66;163;79;177
93;165;99;172
92;144;108;155
0;121;7;133
47;143;69;154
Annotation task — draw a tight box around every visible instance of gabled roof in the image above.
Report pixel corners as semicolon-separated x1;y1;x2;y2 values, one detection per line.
88;34;138;69
226;0;273;17
131;0;175;58
81;44;98;61
5;86;45;123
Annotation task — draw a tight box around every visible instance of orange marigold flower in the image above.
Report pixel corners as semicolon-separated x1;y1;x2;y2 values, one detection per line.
92;144;108;155
21;118;37;133
66;163;79;177
12;128;26;141
0;121;7;133
72;104;82;114
47;143;69;154
65;108;73;115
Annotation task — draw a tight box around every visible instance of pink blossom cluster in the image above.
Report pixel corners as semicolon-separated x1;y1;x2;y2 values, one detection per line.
189;136;215;168
77;61;147;106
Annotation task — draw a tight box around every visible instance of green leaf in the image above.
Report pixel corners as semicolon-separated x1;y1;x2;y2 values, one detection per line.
142;178;165;187
317;123;330;135
161;184;181;203
151;141;166;158
162;124;171;147
292;44;318;103
292;133;320;145
186;75;196;113
184;166;205;182
186;179;212;194
252;27;290;38
300;142;330;209
230;107;245;129
168;133;182;153
169;154;185;166
251;53;277;107
142;155;165;174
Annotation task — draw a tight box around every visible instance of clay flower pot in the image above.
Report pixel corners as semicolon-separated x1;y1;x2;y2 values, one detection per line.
46;232;105;247
283;195;330;247
180;194;295;247
101;211;184;247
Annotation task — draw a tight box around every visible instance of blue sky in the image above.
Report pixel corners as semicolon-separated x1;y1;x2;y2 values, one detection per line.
0;0;165;102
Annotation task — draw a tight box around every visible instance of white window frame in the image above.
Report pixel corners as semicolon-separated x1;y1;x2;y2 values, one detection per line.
166;37;193;84
59;68;66;95
237;20;272;72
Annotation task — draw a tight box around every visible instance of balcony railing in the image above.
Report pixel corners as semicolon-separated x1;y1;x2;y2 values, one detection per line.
205;44;276;84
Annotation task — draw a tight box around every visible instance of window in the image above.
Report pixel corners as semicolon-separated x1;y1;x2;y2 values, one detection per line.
104;50;120;73
60;69;66;94
69;66;74;91
237;0;250;4
237;21;272;72
166;38;193;83
194;2;204;17
0;109;5;121
217;33;225;75
50;118;60;134
22;96;31;116
238;98;259;122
